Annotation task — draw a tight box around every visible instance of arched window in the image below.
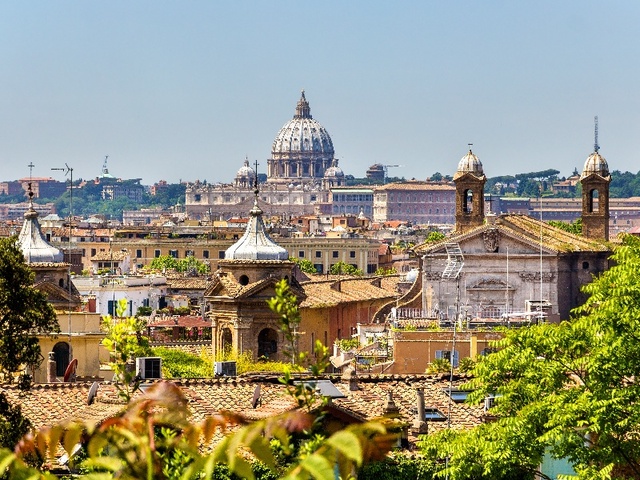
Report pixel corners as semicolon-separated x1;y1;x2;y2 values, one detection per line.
258;328;278;359
463;189;473;213
53;342;70;377
221;328;233;353
588;189;600;213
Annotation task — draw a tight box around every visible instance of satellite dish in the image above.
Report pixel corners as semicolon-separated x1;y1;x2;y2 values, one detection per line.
63;358;78;382
252;384;261;409
87;381;99;405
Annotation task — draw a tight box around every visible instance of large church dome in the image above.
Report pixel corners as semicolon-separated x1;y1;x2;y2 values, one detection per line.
268;91;335;184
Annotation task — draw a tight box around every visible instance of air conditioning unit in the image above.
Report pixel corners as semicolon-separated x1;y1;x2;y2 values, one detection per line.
484;395;496;412
136;357;162;379
214;361;237;377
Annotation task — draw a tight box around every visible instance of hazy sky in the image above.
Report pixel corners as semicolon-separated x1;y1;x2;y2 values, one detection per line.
1;1;638;185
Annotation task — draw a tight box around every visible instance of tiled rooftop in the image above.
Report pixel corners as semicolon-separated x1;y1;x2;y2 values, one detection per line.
300;277;399;308
1;374;483;448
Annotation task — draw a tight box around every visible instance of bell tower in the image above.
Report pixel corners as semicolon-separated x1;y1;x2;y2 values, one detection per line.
453;147;486;233
580;117;611;240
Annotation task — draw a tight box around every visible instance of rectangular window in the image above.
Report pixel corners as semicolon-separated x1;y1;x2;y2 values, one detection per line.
169;250;178;258
298;251;305;258
315;251;322;258
203;250;209;259
185;250;194;257
332;251;339;258
219;251;226;259
424;408;447;421
154;250;161;258
136;249;142;258
314;264;324;274
91;248;97;257
435;350;459;367
349;251;356;258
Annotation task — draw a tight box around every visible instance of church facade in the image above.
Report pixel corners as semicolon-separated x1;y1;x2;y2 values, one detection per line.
414;147;612;322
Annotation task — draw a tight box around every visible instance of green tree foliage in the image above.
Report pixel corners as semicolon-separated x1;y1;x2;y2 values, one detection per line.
422;234;640;479
290;257;318;275
147;254;209;274
101;299;151;401
425;358;451;374
424;231;446;244
148;254;179;272
548;217;582;235
0;237;59;385
374;267;397;276
0;237;59;449
152;347;213;378
329;261;363;276
359;454;434;480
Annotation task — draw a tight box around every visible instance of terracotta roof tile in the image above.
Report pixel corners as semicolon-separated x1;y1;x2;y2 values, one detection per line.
2;374;484;453
167;277;209;290
300;277;399;308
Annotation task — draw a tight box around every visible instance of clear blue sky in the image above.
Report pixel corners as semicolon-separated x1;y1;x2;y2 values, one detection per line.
1;1;638;185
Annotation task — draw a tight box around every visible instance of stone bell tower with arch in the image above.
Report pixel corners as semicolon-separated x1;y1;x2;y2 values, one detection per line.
580;148;610;241
453;147;486;233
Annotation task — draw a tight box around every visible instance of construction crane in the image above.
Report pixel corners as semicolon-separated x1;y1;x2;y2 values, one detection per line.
383;164;401;182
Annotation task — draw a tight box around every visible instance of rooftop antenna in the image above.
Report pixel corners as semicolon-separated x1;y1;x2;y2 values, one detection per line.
594;116;599;153
27;162;35;180
253;160;259;193
467;142;473;152
102;155;109;175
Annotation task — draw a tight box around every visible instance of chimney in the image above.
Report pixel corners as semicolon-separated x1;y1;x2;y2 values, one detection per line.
87;295;97;313
411;388;428;434
383;391;400;415
341;366;358;391
47;352;57;383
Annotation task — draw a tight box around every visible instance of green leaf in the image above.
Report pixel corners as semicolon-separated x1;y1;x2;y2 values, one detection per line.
0;449;16;474
83;456;124;472
297;454;335;480
326;430;363;465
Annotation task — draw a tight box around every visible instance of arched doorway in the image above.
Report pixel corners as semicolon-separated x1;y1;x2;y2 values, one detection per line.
221;328;233;354
258;328;278;359
52;342;70;377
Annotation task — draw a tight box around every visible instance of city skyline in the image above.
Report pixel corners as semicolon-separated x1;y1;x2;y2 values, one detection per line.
1;1;639;185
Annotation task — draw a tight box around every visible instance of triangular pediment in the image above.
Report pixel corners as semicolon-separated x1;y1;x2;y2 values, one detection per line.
204;274;305;302
34;281;82;309
416;214;610;256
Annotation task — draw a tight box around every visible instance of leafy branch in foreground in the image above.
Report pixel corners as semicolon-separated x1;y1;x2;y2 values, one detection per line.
101;298;151;402
0;277;396;479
